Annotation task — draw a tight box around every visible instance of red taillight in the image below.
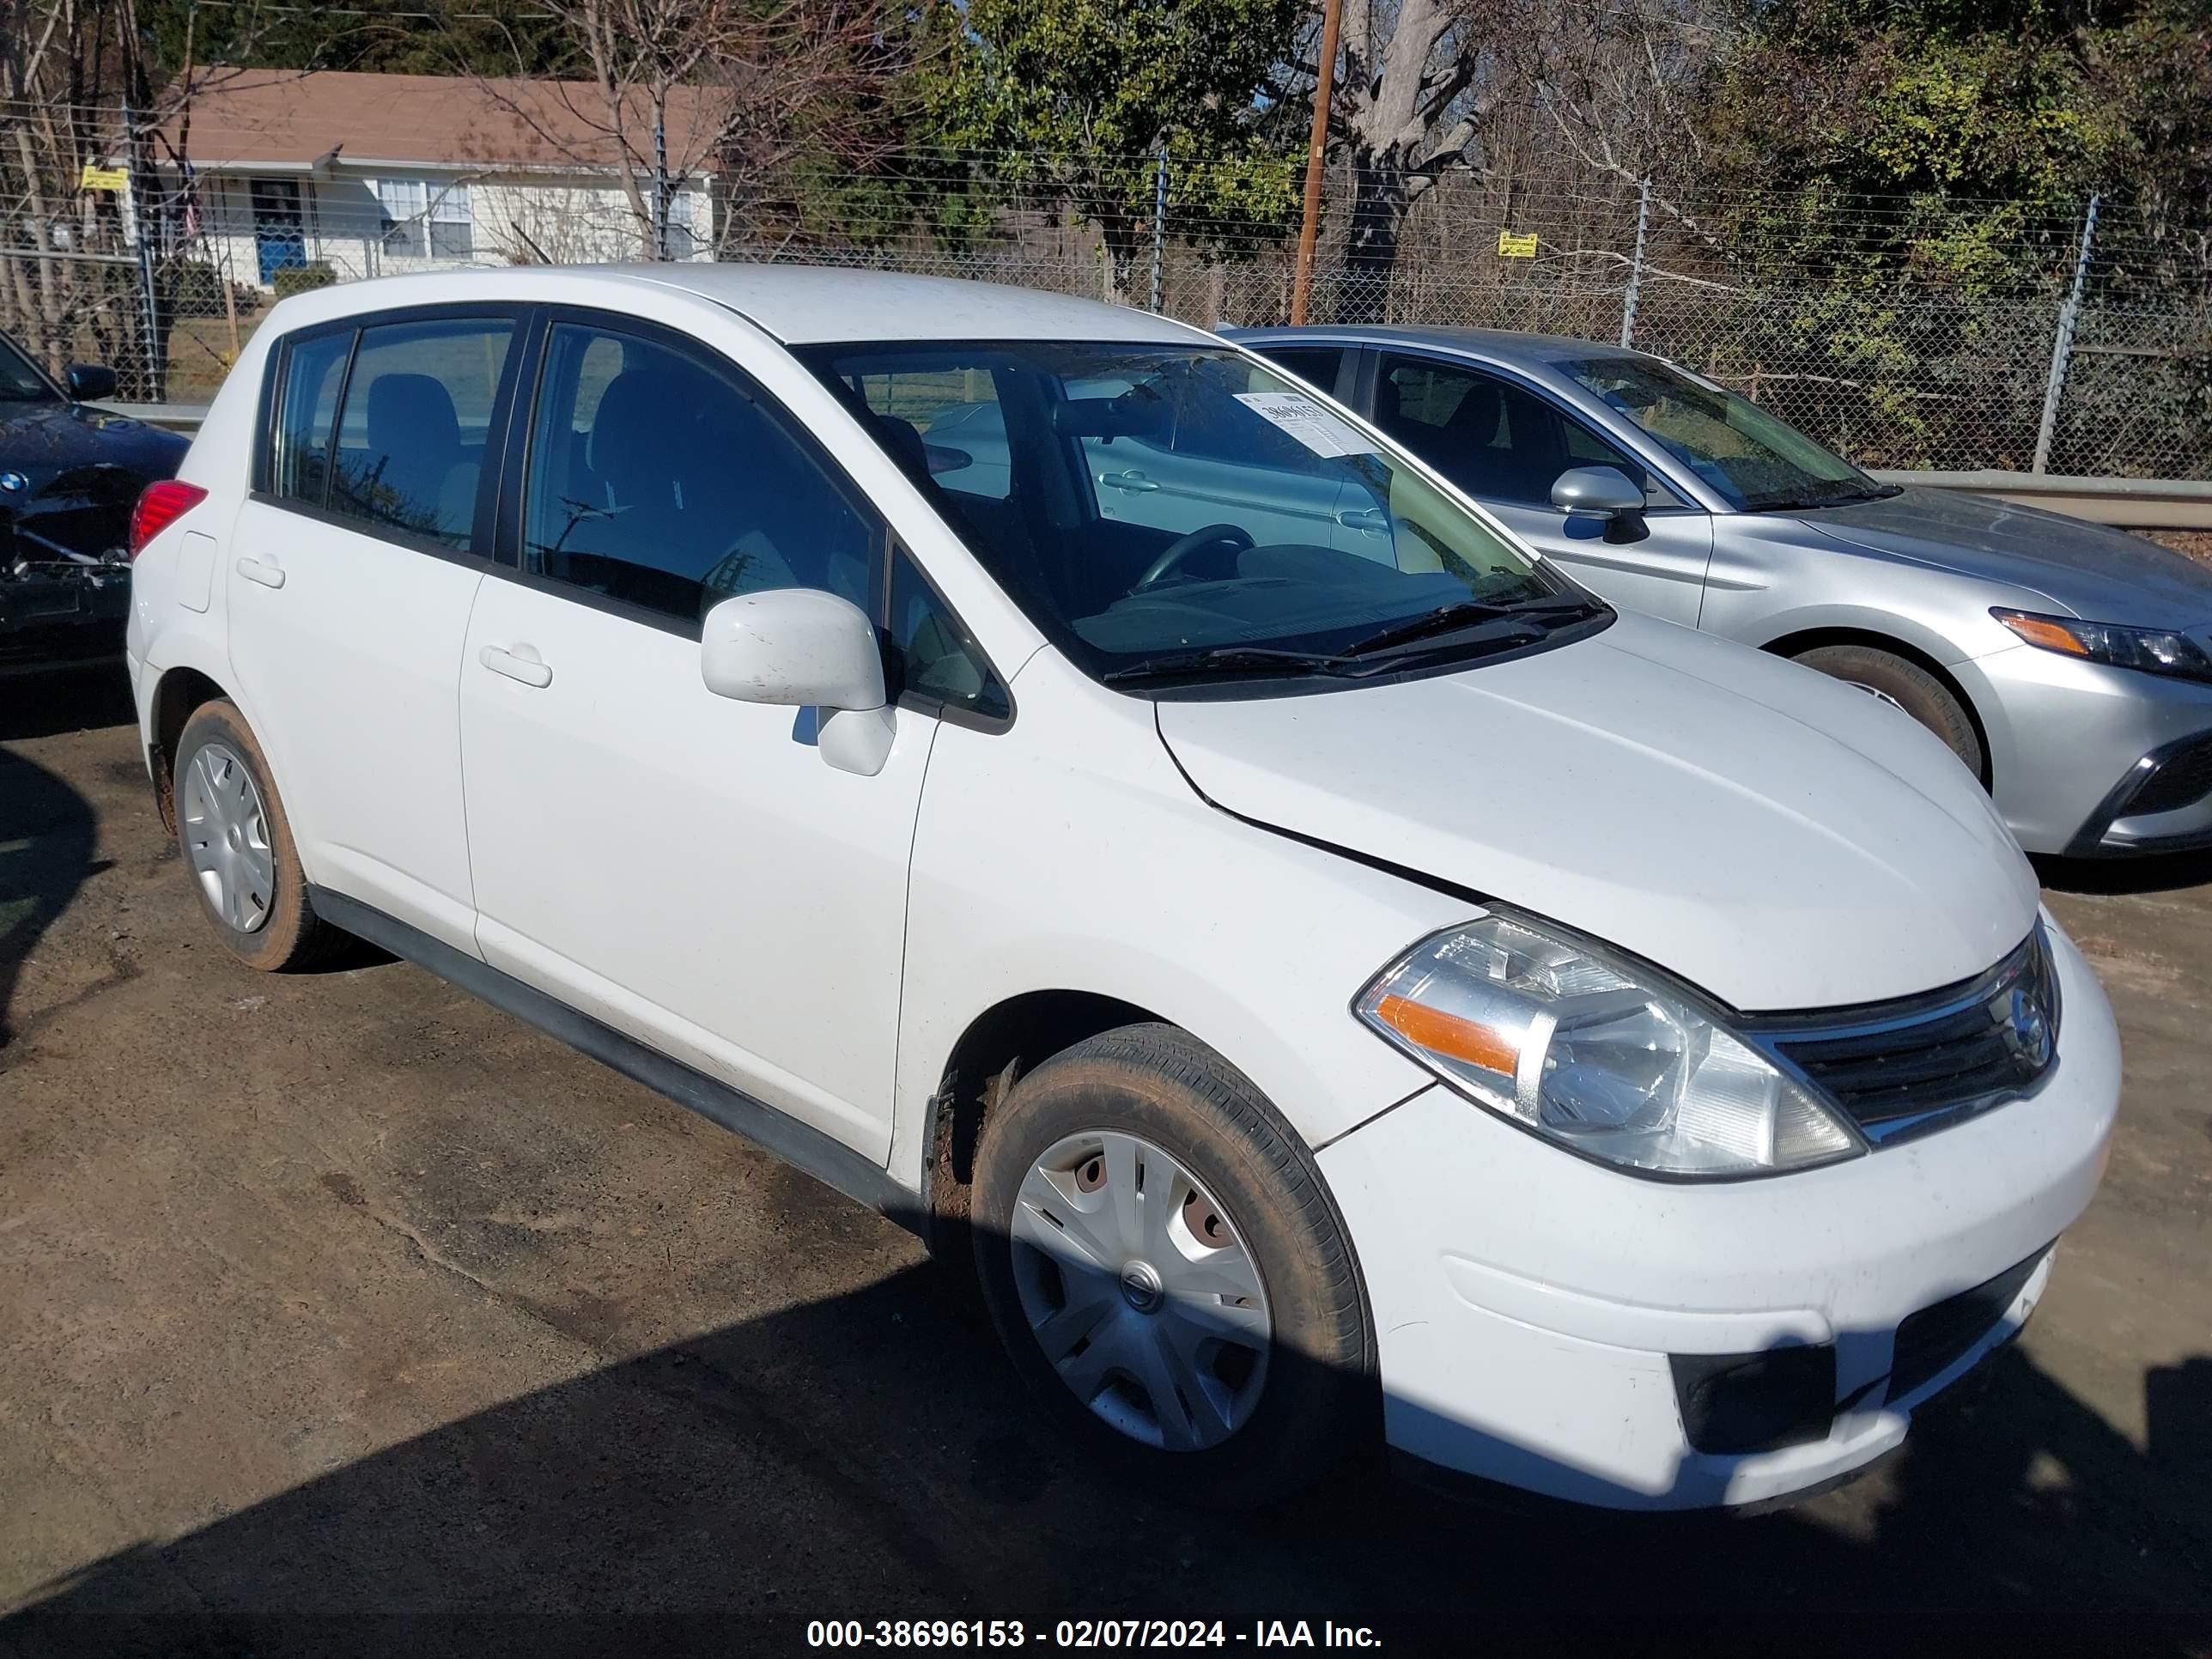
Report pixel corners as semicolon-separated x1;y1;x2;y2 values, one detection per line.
129;479;208;559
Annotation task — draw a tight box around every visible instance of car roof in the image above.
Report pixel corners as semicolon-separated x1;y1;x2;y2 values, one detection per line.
1227;323;1642;366
285;263;1213;348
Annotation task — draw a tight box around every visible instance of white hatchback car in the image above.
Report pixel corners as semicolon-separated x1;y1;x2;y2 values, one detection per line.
125;265;2118;1511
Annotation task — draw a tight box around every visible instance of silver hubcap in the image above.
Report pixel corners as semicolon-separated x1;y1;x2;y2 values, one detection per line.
1012;1130;1271;1452
180;742;276;934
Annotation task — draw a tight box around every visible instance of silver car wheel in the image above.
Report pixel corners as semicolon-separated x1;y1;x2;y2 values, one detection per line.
180;741;276;934
1010;1129;1272;1452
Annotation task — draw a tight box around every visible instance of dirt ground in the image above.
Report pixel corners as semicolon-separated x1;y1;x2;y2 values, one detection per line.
1;665;2207;1656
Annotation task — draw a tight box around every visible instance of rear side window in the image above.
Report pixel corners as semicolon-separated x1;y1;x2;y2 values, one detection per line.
1253;345;1345;396
270;331;350;506
520;321;881;629
326;317;515;550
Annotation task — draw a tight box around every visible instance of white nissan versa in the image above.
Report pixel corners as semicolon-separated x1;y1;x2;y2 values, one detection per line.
125;266;2118;1511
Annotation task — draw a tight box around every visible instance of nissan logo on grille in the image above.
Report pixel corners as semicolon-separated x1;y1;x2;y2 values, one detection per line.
2004;983;2054;1070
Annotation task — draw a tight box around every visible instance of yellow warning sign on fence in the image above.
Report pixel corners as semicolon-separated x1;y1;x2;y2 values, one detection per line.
1496;230;1538;258
79;163;129;191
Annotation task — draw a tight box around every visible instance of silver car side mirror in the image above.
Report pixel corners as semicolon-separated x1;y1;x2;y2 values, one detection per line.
1552;465;1646;519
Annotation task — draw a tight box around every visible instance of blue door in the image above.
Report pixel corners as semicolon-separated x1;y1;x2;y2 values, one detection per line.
251;179;306;284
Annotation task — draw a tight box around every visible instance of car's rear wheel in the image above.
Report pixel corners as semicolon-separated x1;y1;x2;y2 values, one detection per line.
173;699;342;971
1793;642;1986;781
969;1023;1374;1509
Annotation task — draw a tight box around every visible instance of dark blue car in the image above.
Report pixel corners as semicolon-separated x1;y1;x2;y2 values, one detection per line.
2;330;189;672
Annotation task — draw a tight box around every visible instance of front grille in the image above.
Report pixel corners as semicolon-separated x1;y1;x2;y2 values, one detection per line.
1889;1247;2047;1401
2124;731;2212;817
1749;927;2060;1143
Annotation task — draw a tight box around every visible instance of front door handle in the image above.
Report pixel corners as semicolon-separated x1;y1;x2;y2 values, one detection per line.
1335;507;1389;533
236;555;285;589
1101;470;1160;493
479;643;552;689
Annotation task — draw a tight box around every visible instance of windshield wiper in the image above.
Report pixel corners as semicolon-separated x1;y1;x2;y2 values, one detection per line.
1099;645;1368;684
1752;483;1904;512
1340;595;1596;659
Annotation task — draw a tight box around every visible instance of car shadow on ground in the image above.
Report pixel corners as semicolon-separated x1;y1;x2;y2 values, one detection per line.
0;659;136;744
3;1256;2205;1656
2034;848;2212;896
0;733;106;1053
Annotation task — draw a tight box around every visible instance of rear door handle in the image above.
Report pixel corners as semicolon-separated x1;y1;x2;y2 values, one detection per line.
1101;470;1159;493
235;555;285;589
479;643;552;689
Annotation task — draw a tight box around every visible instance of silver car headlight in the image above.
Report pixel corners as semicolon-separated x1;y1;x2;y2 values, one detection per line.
1993;608;2212;684
1355;912;1864;1179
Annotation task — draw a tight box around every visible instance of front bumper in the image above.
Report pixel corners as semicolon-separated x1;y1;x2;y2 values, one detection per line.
1317;924;2119;1510
1957;642;2212;855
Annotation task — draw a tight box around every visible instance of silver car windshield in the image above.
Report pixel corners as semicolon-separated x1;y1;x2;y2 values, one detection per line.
1559;356;1896;513
801;340;1605;688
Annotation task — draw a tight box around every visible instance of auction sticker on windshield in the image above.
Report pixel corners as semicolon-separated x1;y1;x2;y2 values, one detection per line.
1233;392;1376;458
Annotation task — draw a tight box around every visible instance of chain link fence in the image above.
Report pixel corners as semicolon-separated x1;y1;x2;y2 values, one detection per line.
5;115;2208;479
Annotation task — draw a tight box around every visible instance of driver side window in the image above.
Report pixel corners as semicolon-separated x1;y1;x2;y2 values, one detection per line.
1377;355;1680;510
522;322;880;629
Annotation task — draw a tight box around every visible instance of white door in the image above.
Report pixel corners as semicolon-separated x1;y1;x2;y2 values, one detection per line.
1372;353;1712;626
225;311;519;954
459;318;972;1160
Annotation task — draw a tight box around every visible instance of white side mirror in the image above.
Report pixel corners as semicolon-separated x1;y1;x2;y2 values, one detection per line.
701;588;896;777
702;588;886;709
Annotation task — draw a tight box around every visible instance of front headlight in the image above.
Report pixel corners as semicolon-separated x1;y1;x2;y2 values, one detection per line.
1993;608;2212;684
1355;912;1863;1179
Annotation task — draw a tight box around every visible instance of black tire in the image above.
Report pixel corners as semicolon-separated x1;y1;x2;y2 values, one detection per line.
173;699;343;971
970;1023;1376;1510
1794;642;1986;781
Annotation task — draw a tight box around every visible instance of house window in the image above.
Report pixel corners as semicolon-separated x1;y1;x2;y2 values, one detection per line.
429;184;473;258
375;179;472;260
664;187;697;259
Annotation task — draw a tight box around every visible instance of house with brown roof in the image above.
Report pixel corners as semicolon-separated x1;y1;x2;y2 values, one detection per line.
149;70;728;289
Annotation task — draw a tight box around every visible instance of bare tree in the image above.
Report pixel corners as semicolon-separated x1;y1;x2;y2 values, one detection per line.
1296;0;1718;313
471;0;896;262
1329;0;1492;303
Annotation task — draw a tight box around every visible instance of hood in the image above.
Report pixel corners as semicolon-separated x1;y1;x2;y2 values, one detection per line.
1156;613;2039;1012
0;399;189;485
1;401;188;561
1796;486;2212;625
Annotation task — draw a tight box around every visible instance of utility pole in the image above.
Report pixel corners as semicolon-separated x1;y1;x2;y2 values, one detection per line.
1289;0;1343;326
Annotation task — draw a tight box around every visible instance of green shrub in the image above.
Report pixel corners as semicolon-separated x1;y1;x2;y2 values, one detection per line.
160;259;231;318
271;262;337;300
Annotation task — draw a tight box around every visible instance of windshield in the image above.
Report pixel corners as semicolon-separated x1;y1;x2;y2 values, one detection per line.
1557;356;1891;512
0;335;59;404
799;340;1601;687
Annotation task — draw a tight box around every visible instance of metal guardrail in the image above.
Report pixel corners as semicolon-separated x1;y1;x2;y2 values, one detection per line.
100;404;2212;532
1866;471;2212;532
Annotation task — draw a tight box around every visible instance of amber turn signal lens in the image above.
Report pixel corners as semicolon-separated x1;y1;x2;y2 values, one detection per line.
1993;611;2089;656
1373;993;1521;1074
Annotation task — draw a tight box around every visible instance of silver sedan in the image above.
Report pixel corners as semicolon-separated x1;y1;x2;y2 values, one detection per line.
1231;325;2212;858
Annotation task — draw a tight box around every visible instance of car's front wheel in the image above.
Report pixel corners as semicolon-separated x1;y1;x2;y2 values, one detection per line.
1793;641;1987;782
969;1024;1375;1508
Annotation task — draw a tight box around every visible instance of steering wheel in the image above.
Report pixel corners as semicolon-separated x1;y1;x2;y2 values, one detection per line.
1133;523;1256;591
